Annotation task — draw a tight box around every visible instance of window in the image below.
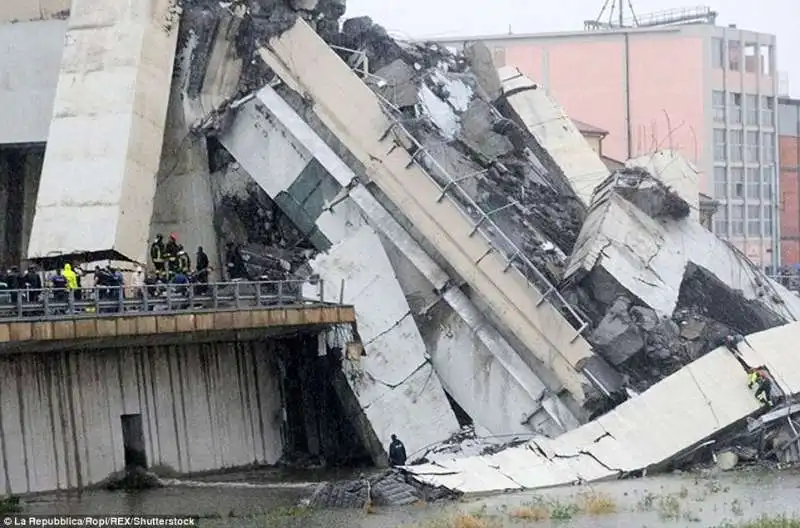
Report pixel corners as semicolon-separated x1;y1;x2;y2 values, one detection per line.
747;205;761;236
746;167;760;199
761;96;774;126
714;208;729;235
744;43;758;73
728;40;741;71
779;103;800;136
762;165;775;200
731;204;744;235
762;132;775;163
712;91;725;123
745;131;759;163
730;130;743;162
745;94;758;126
712;38;724;69
714;129;727;161
731;167;744;198
729;92;742;124
760;45;773;75
764;207;774;236
714;167;727;198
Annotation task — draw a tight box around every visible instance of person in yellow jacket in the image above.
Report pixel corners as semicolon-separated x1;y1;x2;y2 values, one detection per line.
62;263;78;291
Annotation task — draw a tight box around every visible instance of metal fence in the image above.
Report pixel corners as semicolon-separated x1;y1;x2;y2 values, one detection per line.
0;279;338;322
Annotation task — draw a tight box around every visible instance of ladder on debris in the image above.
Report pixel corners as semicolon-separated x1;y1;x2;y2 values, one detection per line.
376;107;589;343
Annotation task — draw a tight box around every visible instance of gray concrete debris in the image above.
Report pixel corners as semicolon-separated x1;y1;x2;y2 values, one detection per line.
463;42;502;101
307;470;457;509
608;167;692;220
371;59;419;108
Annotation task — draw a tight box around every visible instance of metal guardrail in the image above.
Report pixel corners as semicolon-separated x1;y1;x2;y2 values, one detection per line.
0;279;341;323
377;108;589;342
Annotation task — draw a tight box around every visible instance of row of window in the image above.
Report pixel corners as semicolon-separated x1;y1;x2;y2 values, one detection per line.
713;204;774;237
712;166;775;200
712;92;775;127
711;38;774;76
713;130;775;163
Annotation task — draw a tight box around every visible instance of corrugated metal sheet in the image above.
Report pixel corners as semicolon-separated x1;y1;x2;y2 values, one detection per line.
407;322;800;493
27;0;179;263
0;342;283;494
498;66;610;206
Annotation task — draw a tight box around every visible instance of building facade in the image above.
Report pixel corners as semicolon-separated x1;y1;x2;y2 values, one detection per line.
436;21;780;268
779;97;800;266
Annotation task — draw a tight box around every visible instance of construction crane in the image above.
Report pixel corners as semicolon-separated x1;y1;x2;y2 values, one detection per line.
584;2;718;31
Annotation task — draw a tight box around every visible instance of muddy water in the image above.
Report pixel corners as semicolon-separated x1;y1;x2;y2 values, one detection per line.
21;467;800;527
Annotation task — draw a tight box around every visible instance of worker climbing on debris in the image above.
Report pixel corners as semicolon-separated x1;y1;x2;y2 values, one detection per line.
388;434;407;466
165;233;180;273
150;234;166;273
748;366;774;407
723;333;745;355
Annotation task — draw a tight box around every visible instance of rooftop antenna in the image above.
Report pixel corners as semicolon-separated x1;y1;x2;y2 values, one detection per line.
584;2;717;31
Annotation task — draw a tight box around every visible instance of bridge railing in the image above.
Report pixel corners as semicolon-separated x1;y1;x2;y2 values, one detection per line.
0;279;339;322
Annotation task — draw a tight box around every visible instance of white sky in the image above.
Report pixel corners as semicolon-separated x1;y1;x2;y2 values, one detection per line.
345;0;800;97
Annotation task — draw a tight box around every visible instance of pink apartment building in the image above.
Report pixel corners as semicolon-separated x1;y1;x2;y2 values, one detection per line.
435;16;781;268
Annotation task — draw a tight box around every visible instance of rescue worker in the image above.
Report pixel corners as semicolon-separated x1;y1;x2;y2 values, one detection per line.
50;269;68;303
225;242;248;280
177;246;191;274
150;234;166;273
62;263;78;293
195;246;210;296
388;434;407;466
165;233;180;274
24;267;41;303
6;266;20;305
748;367;773;406
723;334;744;355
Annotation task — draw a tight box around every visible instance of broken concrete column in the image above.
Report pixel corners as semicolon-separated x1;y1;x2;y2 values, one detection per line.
27;0;180;263
463;42;502;101
627;150;700;221
306;225;461;458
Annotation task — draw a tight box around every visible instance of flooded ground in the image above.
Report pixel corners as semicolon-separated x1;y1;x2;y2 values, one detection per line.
20;466;800;527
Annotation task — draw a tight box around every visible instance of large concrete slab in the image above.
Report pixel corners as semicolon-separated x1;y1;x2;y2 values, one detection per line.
0;0;69;24
406;321;800;493
627;150;700;221
27;0;180;263
258;19;596;404
498;66;610;206
0;20;65;144
305;225;460;456
565;190;800;320
222;84;580;436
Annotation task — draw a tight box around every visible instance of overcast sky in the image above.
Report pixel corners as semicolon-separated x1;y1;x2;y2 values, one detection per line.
345;0;799;97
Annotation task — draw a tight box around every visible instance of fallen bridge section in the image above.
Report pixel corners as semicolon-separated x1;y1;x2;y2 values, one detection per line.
498;66;610;207
220;84;580;438
564;184;800;321
258;19;601;405
404;321;800;493
27;0;179;264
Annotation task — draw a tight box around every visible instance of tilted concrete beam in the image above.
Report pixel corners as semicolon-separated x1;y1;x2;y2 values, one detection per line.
27;0;180;264
258;19;599;405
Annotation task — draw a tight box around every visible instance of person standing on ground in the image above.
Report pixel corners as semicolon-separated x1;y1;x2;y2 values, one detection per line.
388;434;407;466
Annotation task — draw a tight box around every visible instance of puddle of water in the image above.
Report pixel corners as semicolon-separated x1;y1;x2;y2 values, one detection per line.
20;467;800;527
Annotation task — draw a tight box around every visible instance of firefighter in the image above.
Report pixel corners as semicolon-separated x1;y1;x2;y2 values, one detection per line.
150;234;166;273
177;246;191;274
165;233;180;273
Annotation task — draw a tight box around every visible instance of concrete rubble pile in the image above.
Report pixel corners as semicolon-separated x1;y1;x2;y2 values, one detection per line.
24;0;797;503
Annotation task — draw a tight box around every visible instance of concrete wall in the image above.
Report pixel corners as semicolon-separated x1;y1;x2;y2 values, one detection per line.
0;0;69;24
780;135;800;265
0;20;65;145
0;147;43;265
0;342;283;494
27;0;179;263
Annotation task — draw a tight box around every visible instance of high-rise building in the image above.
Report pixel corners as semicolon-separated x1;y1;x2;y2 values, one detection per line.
779;97;800;266
434;12;780;268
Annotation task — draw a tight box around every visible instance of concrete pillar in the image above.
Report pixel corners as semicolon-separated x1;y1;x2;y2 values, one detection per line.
27;0;179;263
